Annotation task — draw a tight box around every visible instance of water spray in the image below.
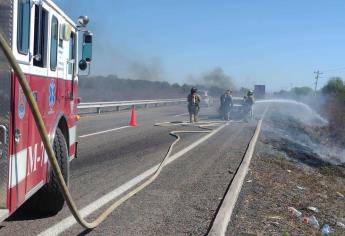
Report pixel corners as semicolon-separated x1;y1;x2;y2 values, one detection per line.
255;99;328;124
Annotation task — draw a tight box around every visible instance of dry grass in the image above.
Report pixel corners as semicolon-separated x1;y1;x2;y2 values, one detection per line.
229;148;345;236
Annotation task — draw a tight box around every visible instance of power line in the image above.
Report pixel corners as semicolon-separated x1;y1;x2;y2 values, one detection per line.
314;70;323;92
321;66;345;73
313;67;344;91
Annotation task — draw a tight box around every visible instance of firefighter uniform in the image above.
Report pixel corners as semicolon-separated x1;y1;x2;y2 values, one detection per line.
219;93;225;118
220;90;233;120
187;88;201;123
243;91;255;121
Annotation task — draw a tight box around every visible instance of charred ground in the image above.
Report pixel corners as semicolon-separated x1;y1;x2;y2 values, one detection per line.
227;105;345;236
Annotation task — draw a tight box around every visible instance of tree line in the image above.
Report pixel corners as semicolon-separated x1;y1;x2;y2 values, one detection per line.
78;75;232;102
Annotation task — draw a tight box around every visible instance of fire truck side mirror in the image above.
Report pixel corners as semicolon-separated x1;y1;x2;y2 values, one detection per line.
78;60;87;71
82;32;93;63
78;16;89;27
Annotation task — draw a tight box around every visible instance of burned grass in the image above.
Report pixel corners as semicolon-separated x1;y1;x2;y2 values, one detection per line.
227;106;345;235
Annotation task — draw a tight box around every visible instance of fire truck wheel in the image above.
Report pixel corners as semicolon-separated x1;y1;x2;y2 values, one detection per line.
35;128;69;214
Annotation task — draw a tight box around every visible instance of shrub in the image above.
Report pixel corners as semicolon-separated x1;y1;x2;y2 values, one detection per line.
322;77;345;96
321;77;345;145
291;87;313;96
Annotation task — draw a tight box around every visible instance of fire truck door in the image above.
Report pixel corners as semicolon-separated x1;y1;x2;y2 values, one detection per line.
24;4;49;195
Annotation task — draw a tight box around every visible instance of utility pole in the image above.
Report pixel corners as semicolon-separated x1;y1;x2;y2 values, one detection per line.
314;70;323;93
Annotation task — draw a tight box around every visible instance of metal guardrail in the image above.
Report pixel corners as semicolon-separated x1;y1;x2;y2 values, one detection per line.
77;98;187;114
77;97;245;114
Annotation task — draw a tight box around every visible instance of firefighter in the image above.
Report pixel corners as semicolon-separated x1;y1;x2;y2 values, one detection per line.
220;89;233;120
219;92;226;119
187;87;201;123
243;90;255;121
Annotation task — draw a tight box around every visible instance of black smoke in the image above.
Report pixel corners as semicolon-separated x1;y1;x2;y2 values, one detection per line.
128;58;164;81
189;67;235;90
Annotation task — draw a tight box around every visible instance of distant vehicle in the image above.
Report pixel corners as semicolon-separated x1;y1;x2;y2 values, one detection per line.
254;85;266;99
199;90;212;107
218;96;254;120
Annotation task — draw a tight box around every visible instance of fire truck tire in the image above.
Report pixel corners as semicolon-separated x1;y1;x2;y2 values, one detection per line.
35;128;69;214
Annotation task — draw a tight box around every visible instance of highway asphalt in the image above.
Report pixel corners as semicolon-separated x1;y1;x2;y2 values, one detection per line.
0;104;262;235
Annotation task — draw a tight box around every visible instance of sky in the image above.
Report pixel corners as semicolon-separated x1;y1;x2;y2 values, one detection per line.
55;0;345;91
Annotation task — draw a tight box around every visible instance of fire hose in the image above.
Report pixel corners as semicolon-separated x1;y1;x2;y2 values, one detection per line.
0;33;226;230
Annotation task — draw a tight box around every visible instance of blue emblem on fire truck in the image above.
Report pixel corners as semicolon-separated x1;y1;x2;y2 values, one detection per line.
18;87;26;119
49;80;56;111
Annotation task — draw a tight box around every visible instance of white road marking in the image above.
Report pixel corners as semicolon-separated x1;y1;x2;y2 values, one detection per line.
78;126;130;138
38;123;227;236
174;112;189;117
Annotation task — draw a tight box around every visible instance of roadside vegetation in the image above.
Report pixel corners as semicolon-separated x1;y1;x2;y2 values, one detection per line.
321;77;345;145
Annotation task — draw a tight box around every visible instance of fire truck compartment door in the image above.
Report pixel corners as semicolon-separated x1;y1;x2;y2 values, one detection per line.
0;53;10;209
0;0;13;209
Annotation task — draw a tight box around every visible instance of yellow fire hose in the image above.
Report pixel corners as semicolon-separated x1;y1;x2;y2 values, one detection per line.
0;33;225;230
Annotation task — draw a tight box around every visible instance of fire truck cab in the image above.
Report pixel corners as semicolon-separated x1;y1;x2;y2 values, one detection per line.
0;0;92;221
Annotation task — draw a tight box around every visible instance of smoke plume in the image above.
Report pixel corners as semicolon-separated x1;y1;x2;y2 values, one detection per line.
128;58;164;81
189;67;235;90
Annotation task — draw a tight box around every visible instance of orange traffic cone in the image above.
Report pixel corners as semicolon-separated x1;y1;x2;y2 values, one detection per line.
129;106;137;126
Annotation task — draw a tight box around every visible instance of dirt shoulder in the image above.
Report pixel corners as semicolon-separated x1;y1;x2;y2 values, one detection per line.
227;137;345;236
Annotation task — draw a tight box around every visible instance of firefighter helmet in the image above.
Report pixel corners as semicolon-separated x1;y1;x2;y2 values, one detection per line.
191;87;197;93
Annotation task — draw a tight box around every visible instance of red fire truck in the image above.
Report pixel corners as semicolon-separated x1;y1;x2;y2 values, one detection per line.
0;0;92;221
